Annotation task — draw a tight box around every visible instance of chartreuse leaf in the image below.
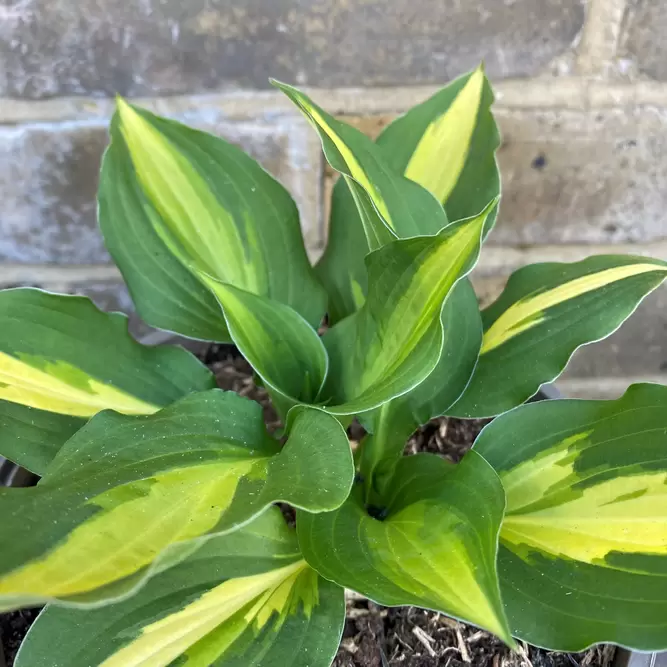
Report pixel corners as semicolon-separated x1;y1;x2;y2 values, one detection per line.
450;255;667;417
0;390;352;611
0;288;214;475
298;451;513;644
321;202;494;416
100;99;326;342
310;66;499;323
359;280;483;499
474;383;667;651
273;80;448;245
16;508;344;667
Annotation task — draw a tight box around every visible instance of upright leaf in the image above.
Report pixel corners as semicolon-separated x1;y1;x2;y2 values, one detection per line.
312;66;500;322
450;256;667;417
0;289;214;475
100;100;326;341
475;383;667;651
274;80;449;244
298;451;512;644
16;509;345;667
359;280;483;499
204;280;328;409
0;391;353;611
322;203;494;415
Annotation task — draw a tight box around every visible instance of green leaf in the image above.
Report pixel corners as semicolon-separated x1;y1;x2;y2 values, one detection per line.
321;203;493;415
0;288;214;475
0;391;353;611
313;66;500;323
450;255;667;417
273;80;449;245
474;383;667;651
0;403;81;477
204;280;328;408
16;508;345;667
298;451;513;644
359;280;483;498
100;100;326;341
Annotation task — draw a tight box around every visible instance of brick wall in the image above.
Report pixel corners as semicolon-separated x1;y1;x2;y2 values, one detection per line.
1;0;665;398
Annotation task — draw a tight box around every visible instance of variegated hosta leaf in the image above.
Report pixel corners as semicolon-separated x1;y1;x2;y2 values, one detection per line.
0;288;214;475
99;100;326;342
311;66;500;323
449;255;667;417
273;80;449;247
321;203;493;415
0;391;353;611
203;280;328;410
474;383;667;651
16;508;345;667
298;451;513;645
359;280;483;499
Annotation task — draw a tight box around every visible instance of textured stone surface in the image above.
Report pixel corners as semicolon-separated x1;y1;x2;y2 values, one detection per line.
492;107;667;245
0;110;321;263
0;121;111;264
619;0;667;80
0;0;585;98
63;281;153;338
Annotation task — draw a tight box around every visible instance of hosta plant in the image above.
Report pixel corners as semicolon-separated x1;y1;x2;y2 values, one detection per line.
1;66;666;666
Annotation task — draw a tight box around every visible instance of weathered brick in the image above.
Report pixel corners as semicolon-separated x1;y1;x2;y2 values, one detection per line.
0;109;321;264
619;0;667;81
492;108;667;245
0;0;585;99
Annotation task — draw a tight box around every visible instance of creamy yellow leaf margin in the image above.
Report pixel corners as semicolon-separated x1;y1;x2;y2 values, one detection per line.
405;65;485;203
481;262;667;354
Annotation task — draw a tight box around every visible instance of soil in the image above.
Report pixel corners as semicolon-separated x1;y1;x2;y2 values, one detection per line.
0;345;617;667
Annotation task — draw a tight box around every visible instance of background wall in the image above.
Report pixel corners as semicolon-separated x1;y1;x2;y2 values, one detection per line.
0;0;664;399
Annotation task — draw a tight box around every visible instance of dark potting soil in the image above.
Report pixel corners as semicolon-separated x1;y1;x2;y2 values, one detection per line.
0;344;616;667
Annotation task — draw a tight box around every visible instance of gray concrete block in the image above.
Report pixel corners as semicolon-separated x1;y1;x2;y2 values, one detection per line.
619;0;667;81
492;107;667;245
0;0;585;98
0;108;321;263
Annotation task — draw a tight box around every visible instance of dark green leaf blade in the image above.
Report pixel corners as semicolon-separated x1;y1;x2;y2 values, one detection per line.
0;403;82;476
100;101;326;340
16;508;345;667
298;451;512;644
322;203;493;415
314;66;499;323
359;279;483;498
205;280;328;408
450;255;667;417
0;391;353;611
474;383;667;651
273;80;449;243
0;288;215;474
